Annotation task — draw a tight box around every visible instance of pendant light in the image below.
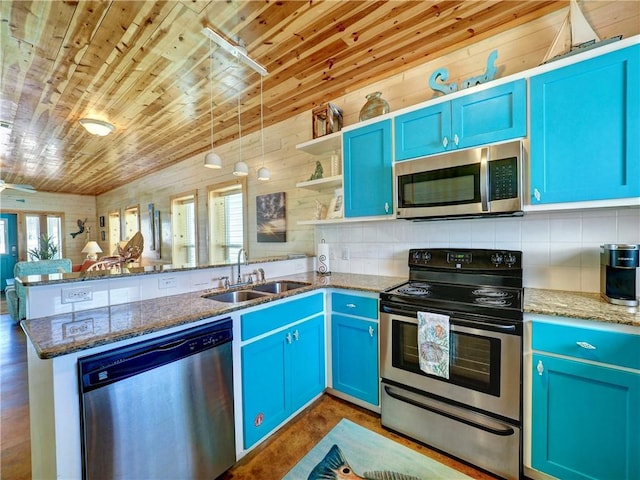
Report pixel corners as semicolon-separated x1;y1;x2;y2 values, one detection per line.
204;37;222;169
257;76;270;181
233;91;248;176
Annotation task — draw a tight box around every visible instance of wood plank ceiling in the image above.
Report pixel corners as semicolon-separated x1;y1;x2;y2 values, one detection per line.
0;0;566;196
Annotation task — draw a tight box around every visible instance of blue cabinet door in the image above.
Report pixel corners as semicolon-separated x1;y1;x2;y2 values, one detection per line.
288;314;325;411
394;102;451;159
452;79;526;149
530;45;640;204
331;314;379;405
532;353;640;480
242;331;288;448
394;80;526;160
343;119;393;217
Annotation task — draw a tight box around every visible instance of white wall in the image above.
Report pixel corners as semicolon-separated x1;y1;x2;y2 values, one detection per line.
316;207;640;293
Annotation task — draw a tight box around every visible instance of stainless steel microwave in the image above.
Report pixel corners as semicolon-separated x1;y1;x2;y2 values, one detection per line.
395;140;523;220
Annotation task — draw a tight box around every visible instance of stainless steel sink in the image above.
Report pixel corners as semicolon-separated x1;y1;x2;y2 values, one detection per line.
202;290;270;303
252;281;311;294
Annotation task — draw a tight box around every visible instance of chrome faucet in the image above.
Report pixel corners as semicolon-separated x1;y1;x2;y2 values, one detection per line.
235;248;248;284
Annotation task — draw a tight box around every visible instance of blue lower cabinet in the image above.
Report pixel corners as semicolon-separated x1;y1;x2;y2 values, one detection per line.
532;353;640;479
331;314;379;405
242;314;325;449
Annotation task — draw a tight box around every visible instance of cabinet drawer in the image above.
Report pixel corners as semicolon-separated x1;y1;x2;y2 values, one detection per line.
532;321;640;370
331;292;378;319
241;293;324;340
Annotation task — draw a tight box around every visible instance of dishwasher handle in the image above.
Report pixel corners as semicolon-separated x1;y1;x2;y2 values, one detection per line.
79;318;232;392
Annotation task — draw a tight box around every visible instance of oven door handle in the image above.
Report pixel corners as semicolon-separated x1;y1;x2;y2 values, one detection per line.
383;385;515;437
380;305;517;334
454;318;517;333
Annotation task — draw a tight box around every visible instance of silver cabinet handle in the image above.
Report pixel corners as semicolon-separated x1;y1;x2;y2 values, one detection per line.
368;326;375;337
384;202;389;213
576;341;596;350
293;330;299;341
442;136;448;148
536;360;544;376
346;303;356;308
534;188;541;202
453;133;459;146
286;332;292;344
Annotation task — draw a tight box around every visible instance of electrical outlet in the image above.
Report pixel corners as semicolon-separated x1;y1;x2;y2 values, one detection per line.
158;277;177;289
61;286;93;304
342;247;350;260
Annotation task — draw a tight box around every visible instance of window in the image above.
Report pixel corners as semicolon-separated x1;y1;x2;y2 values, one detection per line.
25;214;62;260
0;218;6;255
124;205;140;240
209;180;246;264
171;192;198;268
108;210;121;255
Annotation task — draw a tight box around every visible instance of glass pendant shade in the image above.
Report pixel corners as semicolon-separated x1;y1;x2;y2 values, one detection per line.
204;151;222;168
257;166;270;181
233;161;249;176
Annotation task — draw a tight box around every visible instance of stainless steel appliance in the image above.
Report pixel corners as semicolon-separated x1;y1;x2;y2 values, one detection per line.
380;248;523;480
395;140;523;220
600;243;640;306
78;319;235;480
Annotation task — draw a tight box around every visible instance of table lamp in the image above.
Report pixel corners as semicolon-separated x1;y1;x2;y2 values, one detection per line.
82;241;103;260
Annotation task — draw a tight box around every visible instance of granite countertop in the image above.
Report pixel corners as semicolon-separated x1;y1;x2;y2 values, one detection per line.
524;288;640;327
22;272;404;359
22;274;639;360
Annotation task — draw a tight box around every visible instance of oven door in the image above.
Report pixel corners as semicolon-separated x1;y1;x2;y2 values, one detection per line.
380;307;521;422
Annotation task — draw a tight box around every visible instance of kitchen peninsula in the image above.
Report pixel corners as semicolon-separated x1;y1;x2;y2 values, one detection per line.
20;255;639;479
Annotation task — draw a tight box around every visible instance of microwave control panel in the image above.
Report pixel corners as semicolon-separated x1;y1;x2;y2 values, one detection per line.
489;157;518;200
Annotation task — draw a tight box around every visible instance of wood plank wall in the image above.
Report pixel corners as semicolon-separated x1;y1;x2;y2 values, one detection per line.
7;1;636;267
0;190;96;264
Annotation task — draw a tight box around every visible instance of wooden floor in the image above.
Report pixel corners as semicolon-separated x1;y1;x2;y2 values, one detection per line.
0;310;494;480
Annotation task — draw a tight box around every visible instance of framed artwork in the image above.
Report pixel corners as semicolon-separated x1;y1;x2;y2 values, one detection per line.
327;194;343;219
100;230;106;242
153;210;161;258
256;192;286;243
99;216;105;228
148;203;155;250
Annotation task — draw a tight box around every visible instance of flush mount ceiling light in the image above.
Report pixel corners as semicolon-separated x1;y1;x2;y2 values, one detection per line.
201;26;268;77
79;118;115;136
204;37;222;169
233;92;248;177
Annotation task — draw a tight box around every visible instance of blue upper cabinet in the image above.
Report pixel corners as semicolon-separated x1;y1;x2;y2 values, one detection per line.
395;79;526;160
343;119;393;218
530;45;640;204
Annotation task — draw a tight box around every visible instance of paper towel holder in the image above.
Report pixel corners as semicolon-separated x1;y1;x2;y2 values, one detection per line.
317;239;331;276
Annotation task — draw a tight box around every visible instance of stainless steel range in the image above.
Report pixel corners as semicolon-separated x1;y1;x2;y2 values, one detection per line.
380;248;523;480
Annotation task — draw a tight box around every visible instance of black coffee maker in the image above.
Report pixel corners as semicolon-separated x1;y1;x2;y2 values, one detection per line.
600;244;639;306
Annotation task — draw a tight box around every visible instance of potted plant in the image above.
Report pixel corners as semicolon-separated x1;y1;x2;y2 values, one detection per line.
28;234;59;260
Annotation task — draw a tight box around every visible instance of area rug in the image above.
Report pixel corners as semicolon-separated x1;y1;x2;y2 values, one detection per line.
282;418;472;479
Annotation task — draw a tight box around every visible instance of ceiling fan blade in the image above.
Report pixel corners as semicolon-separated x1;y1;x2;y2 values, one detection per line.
7;183;36;193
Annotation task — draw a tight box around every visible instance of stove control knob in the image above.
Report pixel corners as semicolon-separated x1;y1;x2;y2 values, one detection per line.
422;252;432;263
505;253;517;266
491;254;503;265
411;251;421;263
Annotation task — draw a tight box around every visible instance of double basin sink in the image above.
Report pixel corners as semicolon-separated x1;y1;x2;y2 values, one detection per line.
202;280;311;304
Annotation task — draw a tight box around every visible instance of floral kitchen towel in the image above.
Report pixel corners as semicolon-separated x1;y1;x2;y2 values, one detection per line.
418;311;450;379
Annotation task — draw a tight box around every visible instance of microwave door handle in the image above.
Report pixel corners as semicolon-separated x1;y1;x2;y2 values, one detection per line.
480;147;489;212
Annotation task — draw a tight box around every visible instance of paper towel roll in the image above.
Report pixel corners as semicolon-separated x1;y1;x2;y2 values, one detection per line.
317;241;330;274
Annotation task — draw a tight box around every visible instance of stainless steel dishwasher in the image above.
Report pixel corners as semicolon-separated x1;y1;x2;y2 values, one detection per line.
78;318;235;480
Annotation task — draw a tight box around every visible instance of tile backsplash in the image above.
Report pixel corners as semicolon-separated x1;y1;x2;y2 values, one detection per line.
316;207;640;293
